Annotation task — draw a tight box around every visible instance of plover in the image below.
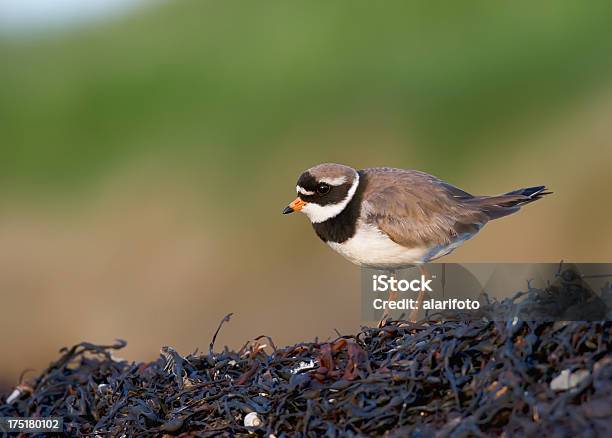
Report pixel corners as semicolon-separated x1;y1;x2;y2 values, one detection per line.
283;163;550;321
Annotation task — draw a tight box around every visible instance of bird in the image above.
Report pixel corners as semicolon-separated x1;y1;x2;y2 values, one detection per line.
282;163;551;322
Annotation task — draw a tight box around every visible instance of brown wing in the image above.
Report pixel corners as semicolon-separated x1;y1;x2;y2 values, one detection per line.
360;168;488;248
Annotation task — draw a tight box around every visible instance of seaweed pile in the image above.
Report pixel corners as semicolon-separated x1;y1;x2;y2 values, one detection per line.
1;320;609;437
2;271;611;437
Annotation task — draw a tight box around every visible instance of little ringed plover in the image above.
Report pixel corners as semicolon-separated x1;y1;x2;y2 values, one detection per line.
283;163;550;269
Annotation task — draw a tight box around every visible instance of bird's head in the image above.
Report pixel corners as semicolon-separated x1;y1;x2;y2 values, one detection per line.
283;163;360;223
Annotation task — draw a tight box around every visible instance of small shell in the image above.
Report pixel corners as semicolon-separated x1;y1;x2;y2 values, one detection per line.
97;384;111;394
244;412;263;428
6;384;32;404
6;387;23;404
290;359;316;374
550;369;590;391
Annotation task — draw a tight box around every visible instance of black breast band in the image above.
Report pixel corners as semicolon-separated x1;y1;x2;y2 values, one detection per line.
312;170;367;243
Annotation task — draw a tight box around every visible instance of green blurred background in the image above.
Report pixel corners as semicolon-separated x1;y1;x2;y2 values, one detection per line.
1;0;612;387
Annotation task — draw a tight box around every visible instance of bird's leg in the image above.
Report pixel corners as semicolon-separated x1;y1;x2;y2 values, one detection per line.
409;265;429;323
377;269;397;327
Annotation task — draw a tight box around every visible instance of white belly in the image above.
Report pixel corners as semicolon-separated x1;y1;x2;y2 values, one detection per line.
327;223;428;269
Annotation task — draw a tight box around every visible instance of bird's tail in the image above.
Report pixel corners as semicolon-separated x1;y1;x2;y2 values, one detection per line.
467;185;552;220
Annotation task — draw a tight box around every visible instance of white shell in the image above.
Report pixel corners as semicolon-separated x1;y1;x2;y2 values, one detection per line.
244;412;263;428
290;359;316;374
6;387;23;404
550;369;590;391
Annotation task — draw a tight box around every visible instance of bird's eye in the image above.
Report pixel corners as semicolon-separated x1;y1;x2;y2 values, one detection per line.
316;183;331;195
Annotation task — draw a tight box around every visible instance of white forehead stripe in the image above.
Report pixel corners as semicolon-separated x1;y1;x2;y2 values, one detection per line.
296;185;314;196
301;172;360;223
319;176;347;186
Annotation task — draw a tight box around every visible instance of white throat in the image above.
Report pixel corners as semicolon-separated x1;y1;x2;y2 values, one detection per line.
301;172;360;223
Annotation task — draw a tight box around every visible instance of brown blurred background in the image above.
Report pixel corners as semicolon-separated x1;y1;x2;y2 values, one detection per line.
1;0;612;388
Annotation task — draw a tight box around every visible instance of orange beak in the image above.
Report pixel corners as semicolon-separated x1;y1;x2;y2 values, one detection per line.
282;197;307;214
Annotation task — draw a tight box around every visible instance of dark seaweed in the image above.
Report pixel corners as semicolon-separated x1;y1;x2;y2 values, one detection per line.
1;272;611;437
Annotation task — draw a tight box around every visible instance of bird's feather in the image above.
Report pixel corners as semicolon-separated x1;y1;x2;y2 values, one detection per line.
360;168;549;252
